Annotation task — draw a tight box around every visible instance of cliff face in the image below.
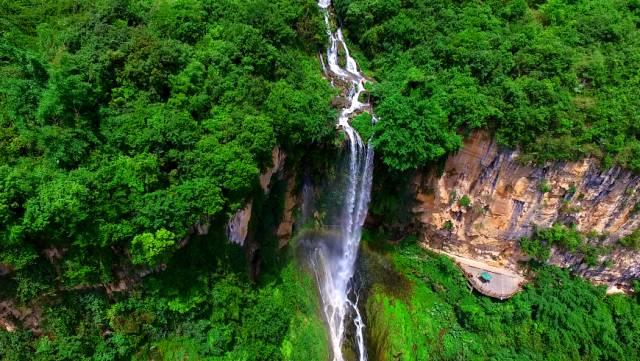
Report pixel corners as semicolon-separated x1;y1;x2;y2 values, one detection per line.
228;147;286;246
413;131;640;286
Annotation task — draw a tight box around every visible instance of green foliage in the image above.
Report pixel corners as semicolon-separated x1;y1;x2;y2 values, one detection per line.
372;88;462;171
457;195;471;208
3;1;640;360
0;0;334;288
619;229;640;250
363;237;640;360
519;235;552;261
559;200;581;214
0;1;333;358
279;266;329;361
130;229;176;266
448;190;457;205
351;112;375;141
442;220;453;231
520;224;611;266
520;224;585;261
1;227;328;360
538;180;552;193
335;0;640;172
535;223;583;251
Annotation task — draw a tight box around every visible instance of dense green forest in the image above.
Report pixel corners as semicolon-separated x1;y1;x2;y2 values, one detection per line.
2;0;640;360
0;0;334;287
336;0;640;171
1;0;332;359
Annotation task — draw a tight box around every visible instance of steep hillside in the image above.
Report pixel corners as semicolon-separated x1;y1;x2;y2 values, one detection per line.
414;131;640;286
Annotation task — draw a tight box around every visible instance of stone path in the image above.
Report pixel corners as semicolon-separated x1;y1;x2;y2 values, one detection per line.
421;244;526;300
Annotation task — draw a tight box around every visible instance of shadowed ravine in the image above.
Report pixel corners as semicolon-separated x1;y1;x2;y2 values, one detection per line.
308;1;376;360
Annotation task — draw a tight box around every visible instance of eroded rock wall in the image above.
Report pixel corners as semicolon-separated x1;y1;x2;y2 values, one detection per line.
413;131;640;286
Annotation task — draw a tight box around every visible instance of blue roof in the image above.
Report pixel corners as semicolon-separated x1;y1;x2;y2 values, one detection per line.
480;272;493;281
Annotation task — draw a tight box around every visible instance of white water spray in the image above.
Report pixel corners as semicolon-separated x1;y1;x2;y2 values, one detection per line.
310;1;376;360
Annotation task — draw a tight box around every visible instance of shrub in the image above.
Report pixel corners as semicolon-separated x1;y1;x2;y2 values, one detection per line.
538;180;552;193
559;200;581;214
601;259;614;269
579;244;605;267
448;190;458;205
618;229;640;250
458;195;471;208
535;224;583;251
130;229;176;266
520;224;587;260
519;236;552;261
351;112;375;141
442;220;454;231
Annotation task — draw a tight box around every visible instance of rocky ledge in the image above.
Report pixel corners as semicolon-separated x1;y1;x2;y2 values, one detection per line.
413;131;640;288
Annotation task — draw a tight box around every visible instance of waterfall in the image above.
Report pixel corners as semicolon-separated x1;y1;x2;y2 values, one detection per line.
309;1;376;360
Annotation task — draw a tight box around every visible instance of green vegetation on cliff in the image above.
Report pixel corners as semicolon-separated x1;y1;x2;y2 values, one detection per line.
1;158;328;360
335;0;640;172
362;235;640;360
519;224;610;266
0;233;328;360
0;0;332;358
0;0;334;285
2;0;640;359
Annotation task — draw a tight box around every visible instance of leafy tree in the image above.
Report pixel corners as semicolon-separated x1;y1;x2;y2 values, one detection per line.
130;229;176;266
336;0;640;171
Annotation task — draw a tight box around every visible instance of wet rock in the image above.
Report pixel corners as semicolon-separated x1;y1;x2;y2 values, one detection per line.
0;301;42;334
331;96;349;109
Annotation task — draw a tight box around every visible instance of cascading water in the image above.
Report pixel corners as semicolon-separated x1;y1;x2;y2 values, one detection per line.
309;1;376;360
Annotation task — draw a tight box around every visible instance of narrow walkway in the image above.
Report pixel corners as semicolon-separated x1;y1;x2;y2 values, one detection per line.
421;244;526;300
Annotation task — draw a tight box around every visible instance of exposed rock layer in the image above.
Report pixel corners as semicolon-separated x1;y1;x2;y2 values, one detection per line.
413;131;640;286
277;176;298;247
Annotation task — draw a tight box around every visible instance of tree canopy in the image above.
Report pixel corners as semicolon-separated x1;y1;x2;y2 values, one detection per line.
0;0;335;285
335;0;640;171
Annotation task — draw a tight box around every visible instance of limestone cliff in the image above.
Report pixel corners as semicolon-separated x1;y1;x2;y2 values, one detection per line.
413;131;640;287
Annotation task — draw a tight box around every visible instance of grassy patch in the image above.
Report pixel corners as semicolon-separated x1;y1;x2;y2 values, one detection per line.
351;112;375;141
280;264;329;361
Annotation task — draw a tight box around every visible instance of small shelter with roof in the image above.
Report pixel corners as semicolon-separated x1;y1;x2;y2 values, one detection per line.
480;271;492;283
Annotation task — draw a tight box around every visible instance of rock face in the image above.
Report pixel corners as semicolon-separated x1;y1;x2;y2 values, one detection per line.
0;301;41;333
277;176;298;247
413;131;640;286
227;203;254;246
227;147;286;246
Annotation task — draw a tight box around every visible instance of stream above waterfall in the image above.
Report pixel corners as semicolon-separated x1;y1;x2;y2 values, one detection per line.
302;1;377;360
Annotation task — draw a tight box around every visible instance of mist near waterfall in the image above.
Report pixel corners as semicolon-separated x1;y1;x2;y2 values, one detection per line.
298;1;377;360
